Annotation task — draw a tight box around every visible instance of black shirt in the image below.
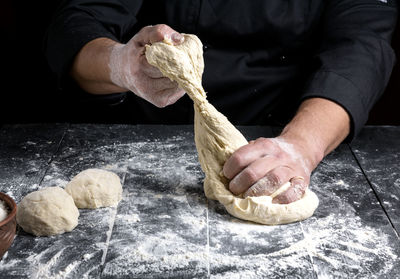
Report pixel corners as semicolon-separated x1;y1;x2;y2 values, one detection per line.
44;0;398;140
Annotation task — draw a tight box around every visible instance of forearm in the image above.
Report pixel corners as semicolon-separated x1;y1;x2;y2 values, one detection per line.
70;37;126;94
279;97;350;169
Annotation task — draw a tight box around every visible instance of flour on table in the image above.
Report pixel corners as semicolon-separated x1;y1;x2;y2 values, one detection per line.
145;34;319;224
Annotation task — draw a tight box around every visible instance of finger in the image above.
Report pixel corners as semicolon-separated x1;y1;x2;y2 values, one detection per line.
148;77;178;92
228;155;278;195
272;176;308;204
223;138;275;179
141;60;165;78
163;88;186;106
135;70;177;92
164;32;185;45
134;24;183;47
243;166;294;197
152;87;185;108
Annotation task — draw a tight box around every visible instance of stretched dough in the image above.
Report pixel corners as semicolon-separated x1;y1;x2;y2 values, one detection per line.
145;34;319;224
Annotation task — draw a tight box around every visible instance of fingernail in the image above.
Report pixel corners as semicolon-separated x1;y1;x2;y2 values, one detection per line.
171;32;184;44
228;178;239;194
290;177;307;196
243;184;260;198
290;176;305;188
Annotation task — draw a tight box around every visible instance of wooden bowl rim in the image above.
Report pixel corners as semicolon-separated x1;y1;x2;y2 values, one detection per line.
0;192;17;227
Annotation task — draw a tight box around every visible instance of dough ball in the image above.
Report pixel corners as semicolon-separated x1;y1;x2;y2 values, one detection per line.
65;168;122;209
16;187;79;236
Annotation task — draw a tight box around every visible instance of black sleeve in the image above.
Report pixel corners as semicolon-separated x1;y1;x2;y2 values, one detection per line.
44;0;143;87
301;0;398;141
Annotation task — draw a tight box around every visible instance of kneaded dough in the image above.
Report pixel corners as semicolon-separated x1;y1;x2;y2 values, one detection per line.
145;34;319;224
65;168;122;209
16;187;79;236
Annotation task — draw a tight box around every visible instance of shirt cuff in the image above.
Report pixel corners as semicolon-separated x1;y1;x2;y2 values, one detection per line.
301;70;368;142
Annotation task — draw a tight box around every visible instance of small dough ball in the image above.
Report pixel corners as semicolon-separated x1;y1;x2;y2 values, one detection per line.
16;187;79;236
65;168;122;209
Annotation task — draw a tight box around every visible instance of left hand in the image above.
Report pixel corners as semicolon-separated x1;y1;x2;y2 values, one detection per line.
223;136;316;204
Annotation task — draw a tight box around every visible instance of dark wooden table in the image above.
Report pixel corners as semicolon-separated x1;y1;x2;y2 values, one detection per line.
0;124;399;279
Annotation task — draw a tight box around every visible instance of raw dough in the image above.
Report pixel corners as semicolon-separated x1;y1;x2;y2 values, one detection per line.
16;187;79;236
65;169;122;209
145;34;319;224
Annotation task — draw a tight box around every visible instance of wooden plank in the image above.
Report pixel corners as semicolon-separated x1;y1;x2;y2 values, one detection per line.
207;126;316;278
1;124;400;278
21;124;141;278
350;126;400;235
0;124;66;202
100;125;280;278
0;124;68;278
207;202;317;278
100;126;209;278
301;144;400;278
1;124;129;278
207;129;400;278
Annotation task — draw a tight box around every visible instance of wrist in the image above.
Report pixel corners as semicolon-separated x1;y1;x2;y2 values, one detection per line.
277;98;350;172
279;125;325;172
71;38;128;94
108;42;131;91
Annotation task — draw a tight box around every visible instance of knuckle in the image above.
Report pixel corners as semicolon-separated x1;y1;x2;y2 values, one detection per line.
154;24;169;36
229;153;246;170
255;137;269;145
293;180;307;192
242;168;259;184
267;172;283;186
256;137;275;151
153;100;168;108
274;194;291;204
142;25;153;31
228;179;241;195
139;25;155;37
149;93;170;108
274;152;289;162
155;23;168;30
157;99;170;108
222;162;234;179
159;92;174;107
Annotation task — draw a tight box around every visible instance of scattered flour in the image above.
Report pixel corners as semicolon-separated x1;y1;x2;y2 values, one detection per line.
5;191;15;200
1;132;399;279
53;261;80;279
117;213;140;223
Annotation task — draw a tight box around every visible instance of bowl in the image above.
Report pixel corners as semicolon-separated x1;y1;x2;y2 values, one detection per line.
0;192;17;259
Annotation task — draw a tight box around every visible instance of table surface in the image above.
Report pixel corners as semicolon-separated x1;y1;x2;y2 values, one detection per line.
0;124;399;279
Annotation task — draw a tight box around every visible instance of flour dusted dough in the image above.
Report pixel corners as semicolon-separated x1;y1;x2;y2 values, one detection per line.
16;187;79;236
65;169;122;209
145;34;319;224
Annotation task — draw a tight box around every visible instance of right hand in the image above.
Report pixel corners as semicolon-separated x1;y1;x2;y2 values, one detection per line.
109;24;185;107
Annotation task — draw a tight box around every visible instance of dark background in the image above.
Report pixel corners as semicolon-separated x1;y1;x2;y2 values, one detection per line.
1;2;399;126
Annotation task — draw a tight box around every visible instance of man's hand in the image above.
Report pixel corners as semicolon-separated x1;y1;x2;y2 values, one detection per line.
223;98;350;204
109;24;185;107
71;24;185;107
223;137;315;204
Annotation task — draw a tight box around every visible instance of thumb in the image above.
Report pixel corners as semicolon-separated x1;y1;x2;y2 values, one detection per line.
164;32;184;45
133;24;184;47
